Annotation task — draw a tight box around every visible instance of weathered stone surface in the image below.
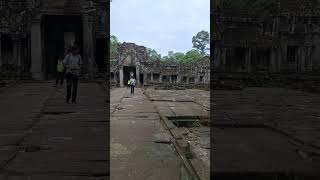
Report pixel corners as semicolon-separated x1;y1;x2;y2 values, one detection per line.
111;43;209;87
0;82;108;178
110;88;183;180
190;158;210;180
153;132;172;144
163;119;176;130
171;129;183;140
176;139;189;154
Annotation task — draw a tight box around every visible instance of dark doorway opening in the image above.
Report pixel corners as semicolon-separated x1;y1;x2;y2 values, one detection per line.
1;34;13;65
153;73;160;82
252;48;270;72
226;48;246;72
140;73;144;85
43;15;83;79
96;38;107;73
123;66;136;85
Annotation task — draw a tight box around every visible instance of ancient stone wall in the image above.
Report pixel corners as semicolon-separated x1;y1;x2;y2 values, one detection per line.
111;42;210;87
0;0;108;79
213;0;320;74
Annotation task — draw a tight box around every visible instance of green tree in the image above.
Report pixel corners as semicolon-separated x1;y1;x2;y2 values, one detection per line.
147;48;161;61
110;35;119;59
183;49;203;64
172;52;185;63
192;30;210;55
161;51;177;63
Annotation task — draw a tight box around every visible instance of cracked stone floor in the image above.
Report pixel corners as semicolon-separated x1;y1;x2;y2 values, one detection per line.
0;81;108;180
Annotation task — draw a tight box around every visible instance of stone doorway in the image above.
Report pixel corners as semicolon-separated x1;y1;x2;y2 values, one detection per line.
226;47;246;72
139;73;144;85
43;15;83;79
123;66;136;85
251;48;270;72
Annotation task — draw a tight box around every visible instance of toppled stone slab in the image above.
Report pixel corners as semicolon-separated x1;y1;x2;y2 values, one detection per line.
153;132;172;144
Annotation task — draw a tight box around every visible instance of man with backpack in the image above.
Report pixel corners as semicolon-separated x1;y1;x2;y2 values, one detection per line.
63;45;83;104
130;76;136;94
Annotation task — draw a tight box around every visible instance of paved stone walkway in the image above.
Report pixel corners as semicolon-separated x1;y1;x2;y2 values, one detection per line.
110;88;184;180
0;81;108;179
214;87;320;176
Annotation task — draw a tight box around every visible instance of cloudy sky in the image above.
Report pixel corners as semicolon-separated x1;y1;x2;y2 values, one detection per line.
110;0;210;56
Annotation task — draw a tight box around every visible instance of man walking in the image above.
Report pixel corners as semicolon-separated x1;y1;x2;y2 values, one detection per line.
56;57;65;86
63;45;83;104
130;76;136;94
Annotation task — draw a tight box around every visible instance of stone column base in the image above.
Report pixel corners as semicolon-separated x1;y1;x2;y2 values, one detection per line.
32;72;45;81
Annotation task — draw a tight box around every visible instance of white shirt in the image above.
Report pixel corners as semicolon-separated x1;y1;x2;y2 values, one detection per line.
63;53;83;75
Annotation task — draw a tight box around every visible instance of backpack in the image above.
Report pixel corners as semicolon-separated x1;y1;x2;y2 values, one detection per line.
131;79;136;86
65;54;81;75
57;61;64;72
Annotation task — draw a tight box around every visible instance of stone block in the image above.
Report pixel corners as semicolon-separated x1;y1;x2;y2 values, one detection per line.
163;119;176;129
176;139;189;153
171;128;182;140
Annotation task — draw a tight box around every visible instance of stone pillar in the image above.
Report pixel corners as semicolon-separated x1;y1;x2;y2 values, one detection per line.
83;13;97;78
221;48;227;71
169;75;172;83
0;34;2;67
312;34;320;71
119;67;124;87
159;74;163;82
300;47;306;72
136;66;140;87
270;47;277;72
151;72;153;83
31;18;44;80
306;46;312;71
13;36;22;67
245;48;251;72
143;73;147;86
213;47;220;71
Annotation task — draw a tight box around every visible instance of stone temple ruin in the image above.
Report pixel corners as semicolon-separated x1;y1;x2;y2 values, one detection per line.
110;42;210;88
213;0;320;73
0;0;108;80
212;0;320;91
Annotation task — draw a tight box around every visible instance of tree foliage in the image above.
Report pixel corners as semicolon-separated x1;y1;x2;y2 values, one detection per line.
110;35;119;59
182;49;203;64
161;49;204;64
147;48;161;61
192;30;210;55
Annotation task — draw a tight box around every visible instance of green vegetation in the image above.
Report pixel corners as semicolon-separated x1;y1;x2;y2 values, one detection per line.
110;30;209;65
161;30;209;64
110;35;120;59
147;48;161;61
192;30;210;55
161;49;204;64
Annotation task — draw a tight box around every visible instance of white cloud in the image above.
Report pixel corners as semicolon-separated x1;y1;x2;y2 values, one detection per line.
111;0;209;56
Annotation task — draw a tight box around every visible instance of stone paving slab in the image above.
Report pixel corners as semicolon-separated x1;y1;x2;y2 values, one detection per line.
154;101;209;118
0;83;53;171
214;87;320;149
144;89;210;109
213;127;320;174
0;82;108;179
111;88;183;180
1;175;106;180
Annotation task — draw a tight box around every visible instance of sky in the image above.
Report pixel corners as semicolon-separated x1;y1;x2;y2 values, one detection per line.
110;0;210;56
